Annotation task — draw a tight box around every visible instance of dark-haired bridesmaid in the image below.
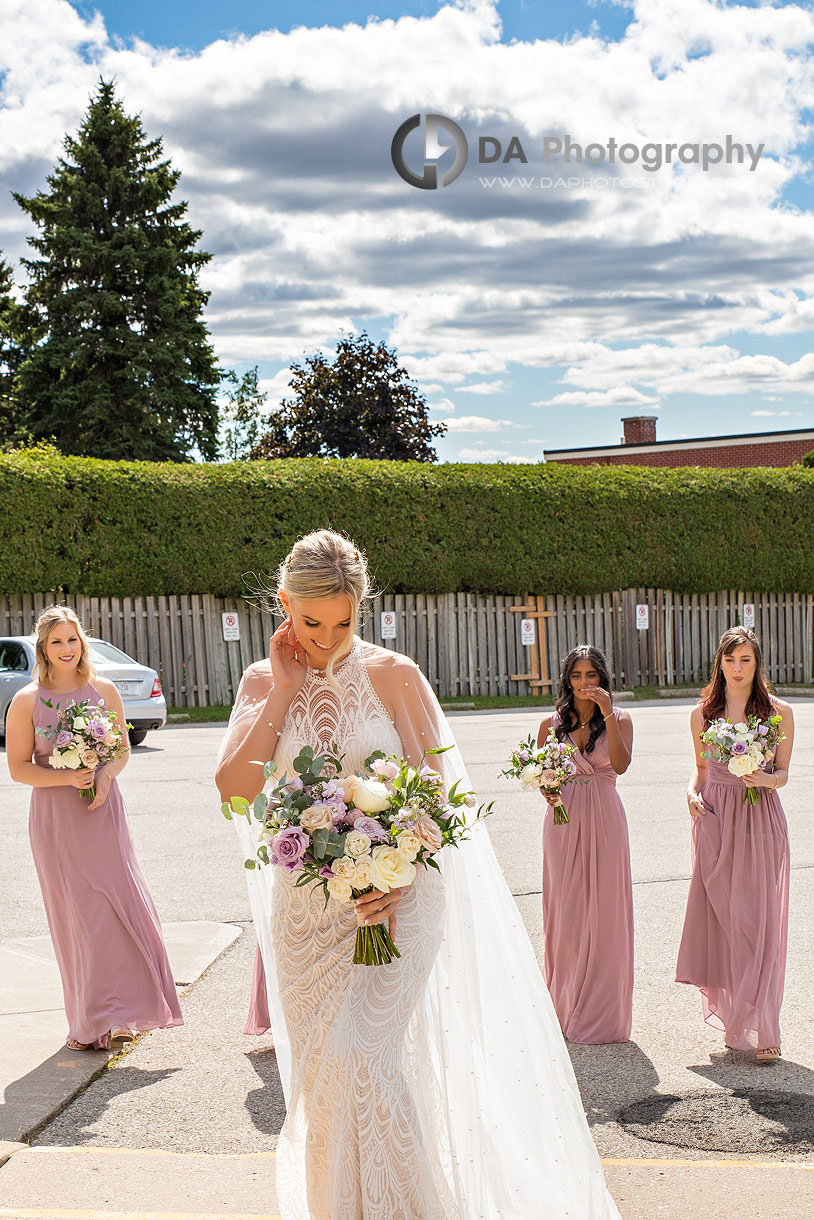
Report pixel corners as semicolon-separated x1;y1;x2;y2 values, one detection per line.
536;645;634;1044
676;626;793;1062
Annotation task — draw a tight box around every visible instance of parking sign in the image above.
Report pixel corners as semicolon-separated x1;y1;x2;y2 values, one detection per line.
222;612;240;641
380;611;397;639
635;604;649;631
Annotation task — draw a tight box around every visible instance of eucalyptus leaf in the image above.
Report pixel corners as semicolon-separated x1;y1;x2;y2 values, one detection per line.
253;793;268;819
231;796;250;818
220;801;233;821
244;859;257;869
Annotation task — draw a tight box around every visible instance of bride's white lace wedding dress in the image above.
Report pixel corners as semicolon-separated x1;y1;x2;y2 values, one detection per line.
221;638;621;1220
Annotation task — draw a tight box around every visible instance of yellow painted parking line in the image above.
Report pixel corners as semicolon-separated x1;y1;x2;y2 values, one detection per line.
0;1212;281;1220
602;1157;814;1170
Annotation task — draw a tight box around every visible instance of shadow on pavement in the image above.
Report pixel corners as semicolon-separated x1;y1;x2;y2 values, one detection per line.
244;1049;286;1137
567;1040;661;1126
31;1067;181;1146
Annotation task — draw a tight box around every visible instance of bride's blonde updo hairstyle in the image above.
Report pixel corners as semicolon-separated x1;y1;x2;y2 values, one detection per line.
33;605;96;689
275;530;371;682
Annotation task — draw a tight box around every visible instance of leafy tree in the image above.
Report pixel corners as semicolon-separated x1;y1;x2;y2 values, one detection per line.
13;79;220;461
802;449;814;468
252;332;446;462
0;257;27;445
219;367;267;461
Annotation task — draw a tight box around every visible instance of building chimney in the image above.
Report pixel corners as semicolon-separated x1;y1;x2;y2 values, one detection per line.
621;415;657;445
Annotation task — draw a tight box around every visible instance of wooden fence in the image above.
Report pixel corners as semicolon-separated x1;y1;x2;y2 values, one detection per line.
1;590;812;707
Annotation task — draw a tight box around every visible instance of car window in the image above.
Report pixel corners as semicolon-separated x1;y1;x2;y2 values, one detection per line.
89;640;136;665
0;642;30;672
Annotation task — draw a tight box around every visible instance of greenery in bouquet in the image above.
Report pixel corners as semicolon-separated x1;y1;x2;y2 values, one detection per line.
700;713;785;805
500;730;584;825
222;744;492;965
36;696;131;800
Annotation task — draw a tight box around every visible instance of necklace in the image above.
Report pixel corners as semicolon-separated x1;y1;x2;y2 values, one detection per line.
578;716;592;729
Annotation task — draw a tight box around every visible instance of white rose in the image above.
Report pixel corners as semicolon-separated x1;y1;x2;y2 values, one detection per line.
728;753;757;777
331;855;357;880
326;875;353;902
61;748;82;770
48;753;67;770
396;830;421;860
300;803;334;832
103;729;118;746
732;722;749;733
369;844;416;893
519;762;543;789
352;778;392;814
72;716;88;731
345;829;372;858
353;855;374;888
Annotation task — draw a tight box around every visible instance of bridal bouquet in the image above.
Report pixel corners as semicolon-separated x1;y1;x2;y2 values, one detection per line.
700;714;785;805
37;696;130;800
223;745;492;965
501;731;582;825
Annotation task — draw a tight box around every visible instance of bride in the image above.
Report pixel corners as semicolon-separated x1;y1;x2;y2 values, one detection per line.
216;530;620;1220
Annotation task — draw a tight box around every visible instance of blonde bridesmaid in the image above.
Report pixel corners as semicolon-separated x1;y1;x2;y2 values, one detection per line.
676;626;793;1062
6;605;182;1050
536;645;634;1044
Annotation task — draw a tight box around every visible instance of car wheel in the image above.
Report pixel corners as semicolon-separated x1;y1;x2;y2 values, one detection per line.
129;730;148;747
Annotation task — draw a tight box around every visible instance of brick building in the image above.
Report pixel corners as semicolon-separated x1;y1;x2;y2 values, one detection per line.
543;416;814;468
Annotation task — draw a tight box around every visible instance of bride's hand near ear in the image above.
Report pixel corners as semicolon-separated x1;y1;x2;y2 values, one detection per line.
269;619;308;697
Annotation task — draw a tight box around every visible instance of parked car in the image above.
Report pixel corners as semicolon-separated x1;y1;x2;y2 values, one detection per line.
0;636;166;746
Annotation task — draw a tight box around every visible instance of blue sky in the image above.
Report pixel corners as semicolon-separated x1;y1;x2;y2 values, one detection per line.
1;0;813;462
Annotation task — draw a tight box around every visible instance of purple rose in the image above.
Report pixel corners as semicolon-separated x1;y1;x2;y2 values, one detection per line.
731;741;748;756
272;826;309;868
88;720;108;741
352;815;389;842
518;749;531;763
319;864;334;879
285;776;304;793
56;730;72;747
758;724;769;736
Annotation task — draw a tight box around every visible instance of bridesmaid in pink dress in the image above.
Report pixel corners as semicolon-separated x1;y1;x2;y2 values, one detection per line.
6;605;183;1051
536;645;634;1044
676;626;793;1063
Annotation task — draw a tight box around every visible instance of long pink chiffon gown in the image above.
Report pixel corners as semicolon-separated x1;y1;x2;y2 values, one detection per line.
30;682;183;1048
675;755;790;1049
542;711;634;1044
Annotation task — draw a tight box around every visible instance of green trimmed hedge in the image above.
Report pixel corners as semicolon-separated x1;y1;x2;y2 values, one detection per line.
1;452;813;596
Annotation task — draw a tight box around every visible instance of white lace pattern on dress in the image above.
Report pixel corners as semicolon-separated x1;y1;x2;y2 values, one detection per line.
272;641;454;1220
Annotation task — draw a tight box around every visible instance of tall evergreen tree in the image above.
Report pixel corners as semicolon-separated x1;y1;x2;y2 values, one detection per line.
0;256;26;445
252;332;446;462
14;80;220;461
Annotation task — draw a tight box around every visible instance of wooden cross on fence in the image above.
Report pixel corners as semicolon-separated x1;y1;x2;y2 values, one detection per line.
509;597;554;689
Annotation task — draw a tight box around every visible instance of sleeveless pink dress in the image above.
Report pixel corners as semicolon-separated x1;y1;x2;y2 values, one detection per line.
542;711;634;1043
676;753;790;1049
30;683;183;1048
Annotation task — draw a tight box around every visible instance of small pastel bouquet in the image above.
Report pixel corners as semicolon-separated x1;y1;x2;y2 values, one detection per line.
700;714;785;805
37;697;131;800
501;731;582;825
223;744;492;965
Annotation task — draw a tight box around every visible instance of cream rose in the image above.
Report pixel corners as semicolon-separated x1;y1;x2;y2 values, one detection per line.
369;844;416;893
519;762;544;789
326;875;353;902
728;753;758;777
300;803;334;832
396;830;421;860
103;729;118;746
61;749;82;770
331;855;357;880
417;815;442;853
344;829;372;858
353;855;374;888
352;778;392;814
72;716;88;731
80;749;99;769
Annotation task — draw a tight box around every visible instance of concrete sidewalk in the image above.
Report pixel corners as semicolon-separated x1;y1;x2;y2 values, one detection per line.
0;922;240;1145
0;1145;811;1220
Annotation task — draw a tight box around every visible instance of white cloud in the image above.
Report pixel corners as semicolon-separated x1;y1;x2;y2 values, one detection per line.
442;414;527;432
1;0;813;447
751;409;792;417
458;381;507;395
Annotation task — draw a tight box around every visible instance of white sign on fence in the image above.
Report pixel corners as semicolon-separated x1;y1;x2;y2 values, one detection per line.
742;603;755;628
635;603;649;631
520;618;536;646
221;611;240;642
380;610;397;639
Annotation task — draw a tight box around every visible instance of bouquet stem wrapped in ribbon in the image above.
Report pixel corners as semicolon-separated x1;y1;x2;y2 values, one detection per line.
224;745;492;966
36;697;130;800
700;713;785;804
501;730;584;824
